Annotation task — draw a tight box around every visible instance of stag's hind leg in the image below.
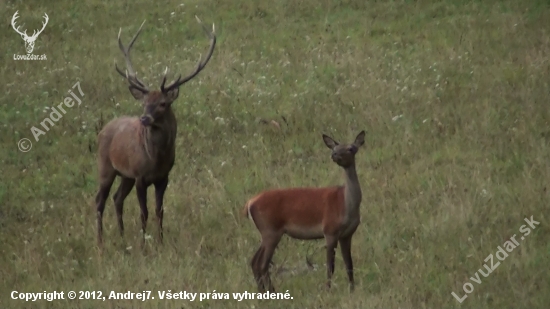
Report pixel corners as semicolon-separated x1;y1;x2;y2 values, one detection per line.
96;168;116;248
112;177;135;238
153;176;169;244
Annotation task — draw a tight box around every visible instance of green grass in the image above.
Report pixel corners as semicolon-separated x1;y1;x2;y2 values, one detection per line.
1;0;549;308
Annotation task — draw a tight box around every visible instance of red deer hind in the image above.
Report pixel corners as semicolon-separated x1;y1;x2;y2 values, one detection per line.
243;130;366;292
95;16;216;248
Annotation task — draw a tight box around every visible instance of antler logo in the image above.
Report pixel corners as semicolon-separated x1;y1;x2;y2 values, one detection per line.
11;11;49;54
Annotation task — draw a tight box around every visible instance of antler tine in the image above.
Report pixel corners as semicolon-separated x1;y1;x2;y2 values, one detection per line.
115;20;149;92
162;16;217;92
124;69;146;90
117;22;143;76
11;11;28;37
29;13;48;39
160;66;170;91
126;20;146;55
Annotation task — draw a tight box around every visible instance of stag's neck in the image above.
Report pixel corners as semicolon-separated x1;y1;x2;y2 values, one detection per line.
343;164;362;217
141;108;177;159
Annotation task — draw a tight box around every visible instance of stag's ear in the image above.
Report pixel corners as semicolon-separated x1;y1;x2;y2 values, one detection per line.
129;85;147;100
322;134;339;149
164;88;180;102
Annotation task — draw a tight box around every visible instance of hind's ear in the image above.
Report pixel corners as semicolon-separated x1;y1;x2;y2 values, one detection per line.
353;130;365;148
322;134;339;149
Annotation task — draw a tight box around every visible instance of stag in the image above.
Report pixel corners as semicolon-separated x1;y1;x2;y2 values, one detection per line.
11;11;49;54
95;16;216;249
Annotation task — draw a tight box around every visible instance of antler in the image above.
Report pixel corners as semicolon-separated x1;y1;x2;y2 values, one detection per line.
115;20;150;93
11;12;49;39
29;13;48;39
160;15;216;93
11;11;28;38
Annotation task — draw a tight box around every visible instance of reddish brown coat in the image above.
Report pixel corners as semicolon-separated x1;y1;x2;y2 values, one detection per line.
244;186;345;240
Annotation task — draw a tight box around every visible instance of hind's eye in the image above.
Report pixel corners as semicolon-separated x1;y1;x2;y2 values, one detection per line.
159;103;166;107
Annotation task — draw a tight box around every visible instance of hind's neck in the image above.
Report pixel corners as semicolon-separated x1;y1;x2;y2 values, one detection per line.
343;163;362;216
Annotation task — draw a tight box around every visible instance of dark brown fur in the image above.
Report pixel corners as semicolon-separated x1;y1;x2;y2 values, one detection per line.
95;90;177;248
95;17;216;249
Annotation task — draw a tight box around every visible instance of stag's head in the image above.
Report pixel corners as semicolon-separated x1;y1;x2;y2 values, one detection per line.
115;17;216;127
11;11;49;54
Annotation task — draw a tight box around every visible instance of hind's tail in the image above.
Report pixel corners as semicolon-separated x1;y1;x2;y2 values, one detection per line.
242;200;250;219
242;194;262;223
243;195;260;221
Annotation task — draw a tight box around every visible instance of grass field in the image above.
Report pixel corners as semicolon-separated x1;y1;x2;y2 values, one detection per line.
1;0;550;308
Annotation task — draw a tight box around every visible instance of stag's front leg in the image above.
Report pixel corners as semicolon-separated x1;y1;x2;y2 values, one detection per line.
135;178;149;248
154;176;169;244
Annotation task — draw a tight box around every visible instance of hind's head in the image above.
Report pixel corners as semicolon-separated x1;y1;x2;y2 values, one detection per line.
322;131;365;168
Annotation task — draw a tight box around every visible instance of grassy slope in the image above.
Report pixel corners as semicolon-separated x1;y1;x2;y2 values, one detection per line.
1;0;549;308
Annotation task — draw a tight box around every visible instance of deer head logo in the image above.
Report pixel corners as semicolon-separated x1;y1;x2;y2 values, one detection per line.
11;11;49;54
